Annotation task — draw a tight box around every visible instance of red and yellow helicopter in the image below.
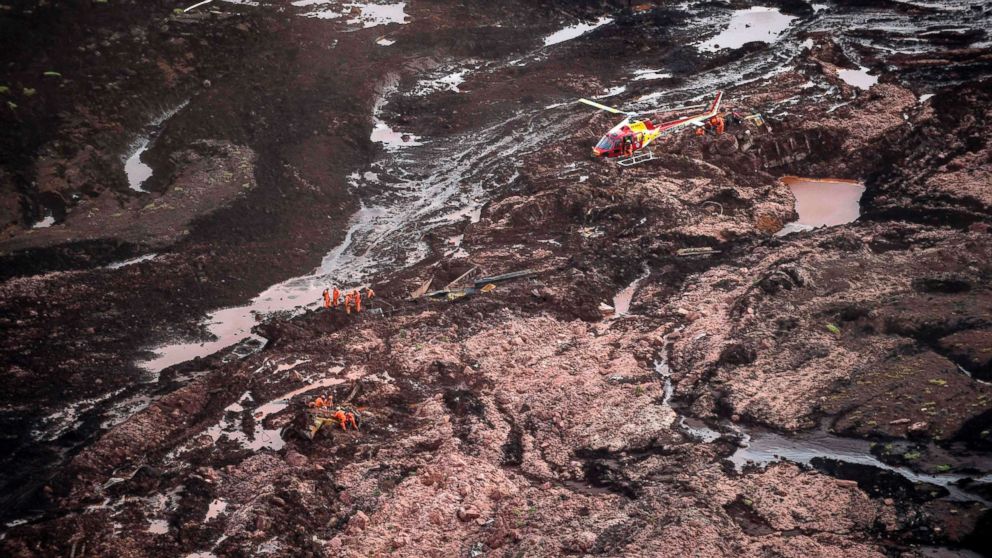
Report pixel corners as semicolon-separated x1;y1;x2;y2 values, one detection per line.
579;90;726;166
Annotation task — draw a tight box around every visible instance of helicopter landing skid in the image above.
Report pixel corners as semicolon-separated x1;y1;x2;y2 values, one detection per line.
617;149;656;167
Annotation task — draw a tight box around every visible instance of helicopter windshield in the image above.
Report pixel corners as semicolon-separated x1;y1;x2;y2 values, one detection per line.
596;135;618;150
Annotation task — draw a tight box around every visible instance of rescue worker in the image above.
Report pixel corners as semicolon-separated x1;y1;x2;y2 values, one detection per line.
354;289;362;313
346;410;359;430
365;286;375;301
332;409;349;431
709;114;725;135
311;394;326;408
344;291;354;314
622;135;634;158
695;127;705;137
332;286;341;308
322;288;331;309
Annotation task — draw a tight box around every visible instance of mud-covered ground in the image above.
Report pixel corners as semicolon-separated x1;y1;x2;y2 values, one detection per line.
2;0;992;556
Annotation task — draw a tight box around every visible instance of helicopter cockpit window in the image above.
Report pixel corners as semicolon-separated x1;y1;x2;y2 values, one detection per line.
596;136;618;150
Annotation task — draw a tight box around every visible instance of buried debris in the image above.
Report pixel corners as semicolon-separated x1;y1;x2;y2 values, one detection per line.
676;247;721;258
415;269;537;302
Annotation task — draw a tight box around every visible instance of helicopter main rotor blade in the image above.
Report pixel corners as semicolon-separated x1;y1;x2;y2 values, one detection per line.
578;98;636;116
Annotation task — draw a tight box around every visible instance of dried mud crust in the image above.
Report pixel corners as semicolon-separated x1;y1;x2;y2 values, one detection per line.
2;1;992;557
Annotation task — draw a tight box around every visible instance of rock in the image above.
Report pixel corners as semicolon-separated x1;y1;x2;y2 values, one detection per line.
327;536;342;550
457;506;480;522
349;510;369;531
284;450;308;467
573;531;597;552
883;498;895;506
908;421;929;434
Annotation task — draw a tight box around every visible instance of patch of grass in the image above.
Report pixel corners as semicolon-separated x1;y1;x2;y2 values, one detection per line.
43;71;62;78
825;323;841;335
0;85;9;95
903;450;921;461
928;378;947;386
934;464;952;473
21;87;36;97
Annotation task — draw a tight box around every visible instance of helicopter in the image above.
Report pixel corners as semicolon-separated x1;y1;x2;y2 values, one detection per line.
579;90;726;166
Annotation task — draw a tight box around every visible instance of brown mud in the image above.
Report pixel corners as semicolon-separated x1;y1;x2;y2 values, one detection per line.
2;0;992;556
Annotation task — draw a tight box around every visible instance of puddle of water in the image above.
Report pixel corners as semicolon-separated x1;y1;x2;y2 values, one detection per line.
611;265;650;316
543;16;613;47
376;37;396;46
776;177;864;236
205;498;227;521
919;93;935;103
31;213;55;229
106;253;159;270
147;519;170;534
123;102;189;192
632;69;672;81
837;66;878;90
698;6;796;52
124;140;153;192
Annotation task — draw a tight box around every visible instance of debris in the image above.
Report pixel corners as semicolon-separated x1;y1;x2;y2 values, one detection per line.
446;265;479;289
479;283;496;293
473;269;537;287
676;247;721;257
42;71;62;78
409;276;433;299
183;0;214;13
888;418;911;425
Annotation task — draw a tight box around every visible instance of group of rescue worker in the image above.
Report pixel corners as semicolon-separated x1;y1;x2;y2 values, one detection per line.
307;393;359;431
321;286;375;314
695;109;745;137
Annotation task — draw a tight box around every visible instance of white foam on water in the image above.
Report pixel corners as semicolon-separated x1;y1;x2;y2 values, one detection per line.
837;65;878;90
106;253;159;270
543;16;613;47
698;7;796;52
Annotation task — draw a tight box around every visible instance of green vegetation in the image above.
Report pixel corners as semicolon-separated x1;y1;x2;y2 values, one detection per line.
903;450;921;461
934;464;951;473
928;378;947;386
0;85;9;95
43;71;62;78
22;87;36;97
825;323;841;334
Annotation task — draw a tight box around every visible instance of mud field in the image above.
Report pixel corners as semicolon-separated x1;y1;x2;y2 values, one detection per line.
2;0;992;556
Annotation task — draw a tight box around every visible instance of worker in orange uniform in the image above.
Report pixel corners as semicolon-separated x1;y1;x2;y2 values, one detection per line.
709;114;725;135
311;394;326;408
695;127;705;137
331;286;341;308
354;289;362;313
344;291;354;314
365;287;375;308
322;288;331;309
332;409;348;431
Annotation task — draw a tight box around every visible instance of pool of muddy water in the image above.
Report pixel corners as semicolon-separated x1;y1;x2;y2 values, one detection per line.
776;177;865;236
